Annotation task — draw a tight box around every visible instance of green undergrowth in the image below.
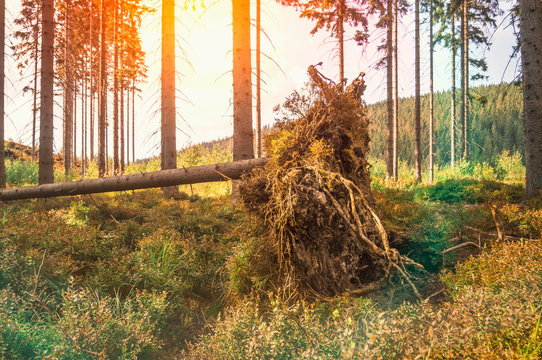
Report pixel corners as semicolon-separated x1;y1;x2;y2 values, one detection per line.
0;146;540;359
0;190;260;358
186;240;542;359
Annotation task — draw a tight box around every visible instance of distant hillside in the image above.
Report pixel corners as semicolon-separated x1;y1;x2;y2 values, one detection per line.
367;83;524;166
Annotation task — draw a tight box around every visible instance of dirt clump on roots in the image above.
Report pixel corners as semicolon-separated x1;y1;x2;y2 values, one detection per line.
240;67;421;299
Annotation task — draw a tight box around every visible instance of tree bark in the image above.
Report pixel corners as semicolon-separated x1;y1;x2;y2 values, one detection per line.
132;84;135;162
429;0;434;183
338;0;345;89
0;0;5;188
414;0;421;182
39;0;55;185
461;0;469;162
161;0;178;196
386;0;393;180
98;0;107;177
256;0;262;158
232;0;254;162
113;0;119;174
89;3;94;161
64;3;73;174
32;19;39;163
392;0;398;181
0;158;268;201
520;0;542;200
451;13;456;168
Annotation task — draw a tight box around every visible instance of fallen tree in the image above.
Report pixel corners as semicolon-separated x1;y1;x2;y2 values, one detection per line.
0;158;267;201
240;68;421;298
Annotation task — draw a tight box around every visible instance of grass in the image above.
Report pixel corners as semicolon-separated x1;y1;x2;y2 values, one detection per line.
0;146;540;359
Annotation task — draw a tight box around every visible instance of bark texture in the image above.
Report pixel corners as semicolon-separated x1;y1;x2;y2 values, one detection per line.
64;3;74;175
39;0;55;184
161;0;178;196
0;0;5;188
414;0;421;182
0;159;267;201
386;0;393;180
232;0;254;162
520;0;542;200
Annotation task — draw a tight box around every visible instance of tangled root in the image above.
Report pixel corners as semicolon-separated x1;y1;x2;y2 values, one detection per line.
240;67;421;298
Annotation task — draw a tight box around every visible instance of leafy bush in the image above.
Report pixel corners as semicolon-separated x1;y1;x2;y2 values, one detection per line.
5;159;38;186
494;150;525;182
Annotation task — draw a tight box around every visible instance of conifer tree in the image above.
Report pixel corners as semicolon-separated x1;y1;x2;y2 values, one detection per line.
0;0;5;188
520;0;542;200
39;0;55;184
279;0;369;87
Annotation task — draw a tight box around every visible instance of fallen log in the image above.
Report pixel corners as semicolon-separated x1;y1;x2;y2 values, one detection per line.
0;158;268;201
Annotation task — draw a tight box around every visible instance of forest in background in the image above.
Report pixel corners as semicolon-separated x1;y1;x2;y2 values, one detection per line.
369;82;524;166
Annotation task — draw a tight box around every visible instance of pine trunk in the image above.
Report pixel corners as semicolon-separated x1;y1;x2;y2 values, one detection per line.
113;0;119;174
451;14;456;168
520;0;542;200
392;0;398;181
386;0;393;180
98;0;107;177
39;0;55;185
461;0;469;162
0;0;5;188
414;0;421;182
161;0;178;196
256;0;262;158
32;22;39;163
64;4;74;174
232;0;254;162
89;4;94;161
0;158;268;201
132;85;135;163
120;84;125;172
338;0;345;89
429;0;434;183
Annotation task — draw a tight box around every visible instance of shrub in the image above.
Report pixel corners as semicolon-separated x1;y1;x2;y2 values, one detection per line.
5;159;38;186
494;150;525;182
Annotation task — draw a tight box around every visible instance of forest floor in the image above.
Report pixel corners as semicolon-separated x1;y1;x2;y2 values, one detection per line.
0;150;540;359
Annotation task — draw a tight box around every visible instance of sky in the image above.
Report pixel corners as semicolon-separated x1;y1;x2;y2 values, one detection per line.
4;0;520;160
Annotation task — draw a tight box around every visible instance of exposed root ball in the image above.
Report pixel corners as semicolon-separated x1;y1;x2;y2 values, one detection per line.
240;69;421;298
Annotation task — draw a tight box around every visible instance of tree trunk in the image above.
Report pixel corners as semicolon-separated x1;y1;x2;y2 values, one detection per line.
520;0;542;200
338;0;345;89
451;13;456;168
98;0;107;177
232;0;254;162
461;0;469;162
113;0;119;174
73;85;77;164
0;0;5;188
120;83;125;172
83;76;87;177
126;83;130;164
414;0;421;182
32;20;39;163
64;3;73;175
0;158;268;201
429;0;434;183
256;0;262;158
132;84;135;163
161;0;178;196
392;0;398;181
39;0;55;185
120;0;125;172
89;3;94;161
386;0;393;180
